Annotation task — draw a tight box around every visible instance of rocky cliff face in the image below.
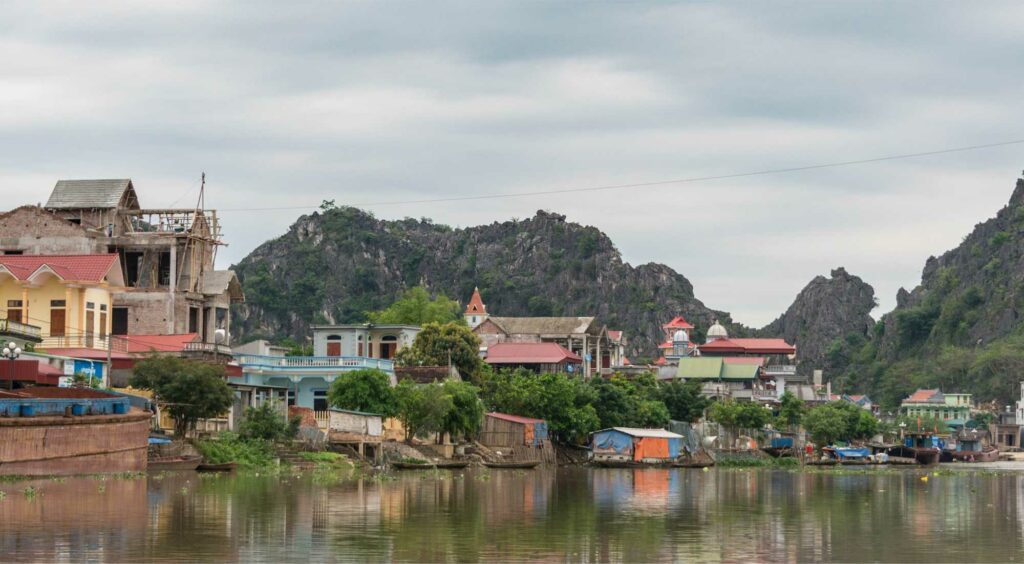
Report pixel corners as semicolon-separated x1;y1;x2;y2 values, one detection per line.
759;267;877;374
876;175;1024;359
232;207;739;358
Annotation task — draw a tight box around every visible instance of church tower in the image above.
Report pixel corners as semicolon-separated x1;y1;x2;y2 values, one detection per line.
464;287;488;328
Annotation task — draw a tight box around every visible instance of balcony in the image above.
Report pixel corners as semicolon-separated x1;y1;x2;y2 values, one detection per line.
764;365;797;376
234;354;395;373
0;319;43;342
182;342;233;356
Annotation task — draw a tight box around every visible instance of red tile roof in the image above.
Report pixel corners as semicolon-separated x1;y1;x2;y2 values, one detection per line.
722;356;766;365
42;348;134;360
485;342;582;364
698;338;795;355
607;330;622;342
121;333;199;354
465;287;486;315
655;356;668;366
662;316;694;330
487;412;545;425
905;389;943;403
0;254;121;284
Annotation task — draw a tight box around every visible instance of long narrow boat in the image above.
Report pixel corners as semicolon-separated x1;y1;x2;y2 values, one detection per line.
197;462;237;472
392;461;470;470
672;460;715;468
148;455;202;471
482;461;540;469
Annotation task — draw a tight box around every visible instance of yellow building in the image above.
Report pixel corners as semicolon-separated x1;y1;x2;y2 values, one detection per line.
0;254;124;351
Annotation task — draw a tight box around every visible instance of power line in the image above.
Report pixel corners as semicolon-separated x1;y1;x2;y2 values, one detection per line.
215;138;1024;212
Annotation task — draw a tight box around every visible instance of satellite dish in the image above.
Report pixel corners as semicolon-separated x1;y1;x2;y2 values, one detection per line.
214;328;228;344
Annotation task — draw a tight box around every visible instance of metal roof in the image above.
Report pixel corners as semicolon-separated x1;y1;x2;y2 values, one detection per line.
201;270;244;300
45;179;134;209
486;316;599;336
596;427;684;439
485;342;582;364
487;412;546;425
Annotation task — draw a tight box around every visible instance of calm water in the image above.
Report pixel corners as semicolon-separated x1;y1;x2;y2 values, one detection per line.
2;466;1024;562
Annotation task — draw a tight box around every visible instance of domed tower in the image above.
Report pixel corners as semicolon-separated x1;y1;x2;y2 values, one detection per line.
706;319;728;343
464;287;488;329
672;329;689;356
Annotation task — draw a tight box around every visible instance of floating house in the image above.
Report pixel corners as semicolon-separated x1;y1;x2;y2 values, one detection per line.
591;427;684;466
481;412;549;447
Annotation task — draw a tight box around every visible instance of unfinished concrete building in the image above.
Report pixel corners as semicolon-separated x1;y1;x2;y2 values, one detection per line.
0;179;243;348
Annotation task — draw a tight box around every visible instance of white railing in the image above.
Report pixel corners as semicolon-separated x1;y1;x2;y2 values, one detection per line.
314;410;330;429
183;342;233;355
764;365;797;375
234;354;395;372
0;319;42;340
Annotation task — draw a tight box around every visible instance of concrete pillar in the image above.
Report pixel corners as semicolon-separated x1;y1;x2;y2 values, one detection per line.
168;245;177;334
581;334;589;378
595;338;602;377
64;287;72;338
20;287;27;327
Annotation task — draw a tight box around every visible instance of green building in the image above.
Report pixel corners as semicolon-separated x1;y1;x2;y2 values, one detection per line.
899;389;972;427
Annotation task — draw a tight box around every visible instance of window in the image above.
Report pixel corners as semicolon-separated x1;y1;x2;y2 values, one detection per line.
287;389;296;407
2;250;23;255
6;300;23;323
326;334;342;357
111;307;129;335
313;390;328;412
86;302;95;309
158;251;171;286
50;300;66;307
7;300;22;307
100;304;107;312
124;251;143;287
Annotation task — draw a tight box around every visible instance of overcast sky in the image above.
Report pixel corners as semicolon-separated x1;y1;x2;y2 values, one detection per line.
2;2;1023;326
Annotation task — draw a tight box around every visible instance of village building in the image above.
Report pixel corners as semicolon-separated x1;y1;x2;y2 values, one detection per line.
484;342;583;374
656;316;697;364
465;288;624;378
899;389;973;427
0;180;245;347
991;382;1024;451
479;412;556;464
0;254;125;353
311;323;419;360
326;409;384;463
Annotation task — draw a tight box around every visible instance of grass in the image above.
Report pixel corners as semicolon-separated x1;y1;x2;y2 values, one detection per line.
717;457;799;468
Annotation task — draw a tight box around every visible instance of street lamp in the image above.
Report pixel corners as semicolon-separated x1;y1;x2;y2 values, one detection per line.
2;341;22;390
898;422;907;441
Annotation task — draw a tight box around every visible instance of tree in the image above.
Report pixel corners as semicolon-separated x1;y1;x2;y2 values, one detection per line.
482;369;599;443
803;404;849;446
659;379;710;423
395;322;484;382
131;356;233;437
708;400;771;436
328;368;397;417
587;375;671;429
394;380;452;440
441;379;484;441
777;392;807;427
238;402;301;442
366;287;462;326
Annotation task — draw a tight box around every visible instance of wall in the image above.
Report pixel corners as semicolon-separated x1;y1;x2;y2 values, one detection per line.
0;412;150;476
312;326;419;358
480;416;525;447
328;410;383;436
0;207;101;255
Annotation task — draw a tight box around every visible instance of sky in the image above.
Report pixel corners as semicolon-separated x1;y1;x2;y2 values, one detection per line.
2;2;1023;327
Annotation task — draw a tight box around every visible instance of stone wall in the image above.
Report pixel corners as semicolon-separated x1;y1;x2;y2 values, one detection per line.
0;206;102;255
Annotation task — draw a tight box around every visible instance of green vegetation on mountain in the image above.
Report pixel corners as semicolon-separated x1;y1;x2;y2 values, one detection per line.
233;208;738;358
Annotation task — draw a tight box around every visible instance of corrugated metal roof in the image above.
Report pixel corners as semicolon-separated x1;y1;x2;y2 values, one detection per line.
487;412;545;425
45;179;133;209
485;342;582;364
486;316;598;335
598;427;683;439
675;357;759;380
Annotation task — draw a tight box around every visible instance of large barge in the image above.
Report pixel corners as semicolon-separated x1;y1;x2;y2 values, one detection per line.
0;388;151;476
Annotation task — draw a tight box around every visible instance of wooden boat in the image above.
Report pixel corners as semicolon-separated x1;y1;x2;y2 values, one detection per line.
672;460;715;468
482;461;540;469
148;455;202;471
950;447;1000;463
392;461;470;470
197;462;237;472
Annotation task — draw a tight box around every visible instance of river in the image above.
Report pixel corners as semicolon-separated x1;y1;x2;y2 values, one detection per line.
2;466;1023;562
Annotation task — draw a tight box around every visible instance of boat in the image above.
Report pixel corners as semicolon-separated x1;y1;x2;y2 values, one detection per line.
822;446;872;464
392;461;470;470
482;461;540;469
761;437;796;458
197;462;237;472
672;460;715;468
946;428;1000;462
888;432;943;465
148;455;202;471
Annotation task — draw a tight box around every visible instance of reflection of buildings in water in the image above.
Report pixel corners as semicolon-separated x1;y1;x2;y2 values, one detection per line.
0;476;147;561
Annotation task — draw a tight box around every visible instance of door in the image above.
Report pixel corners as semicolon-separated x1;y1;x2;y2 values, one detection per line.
326;342;341;356
50;309;66;337
85;311;95;348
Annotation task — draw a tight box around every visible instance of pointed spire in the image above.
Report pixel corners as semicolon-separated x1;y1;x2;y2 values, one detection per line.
465;287;486;315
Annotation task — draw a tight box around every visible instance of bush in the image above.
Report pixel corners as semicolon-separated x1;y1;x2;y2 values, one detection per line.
195;433;276;468
238;403;300;442
328;368;397;416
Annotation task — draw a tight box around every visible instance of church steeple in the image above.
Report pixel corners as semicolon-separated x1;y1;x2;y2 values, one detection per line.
465;287;487;328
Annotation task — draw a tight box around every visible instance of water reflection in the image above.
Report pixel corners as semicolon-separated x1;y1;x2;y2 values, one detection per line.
1;468;1023;562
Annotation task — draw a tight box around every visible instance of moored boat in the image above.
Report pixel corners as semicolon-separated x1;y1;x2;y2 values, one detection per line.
392;461;470;470
482;461;540;469
197;462;237;472
148;455;202;471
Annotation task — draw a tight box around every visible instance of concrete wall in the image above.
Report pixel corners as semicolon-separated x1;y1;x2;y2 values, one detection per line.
0;412;150;476
312;326;419;358
328;410;383;436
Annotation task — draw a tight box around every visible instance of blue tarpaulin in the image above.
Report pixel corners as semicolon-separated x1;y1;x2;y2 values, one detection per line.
594;430;634;454
667;438;681;458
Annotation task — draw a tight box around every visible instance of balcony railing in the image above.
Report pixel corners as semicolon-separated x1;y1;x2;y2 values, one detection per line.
0;319;42;341
234;354;395;372
40;335;110;351
182;342;233;355
764;365;797;376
